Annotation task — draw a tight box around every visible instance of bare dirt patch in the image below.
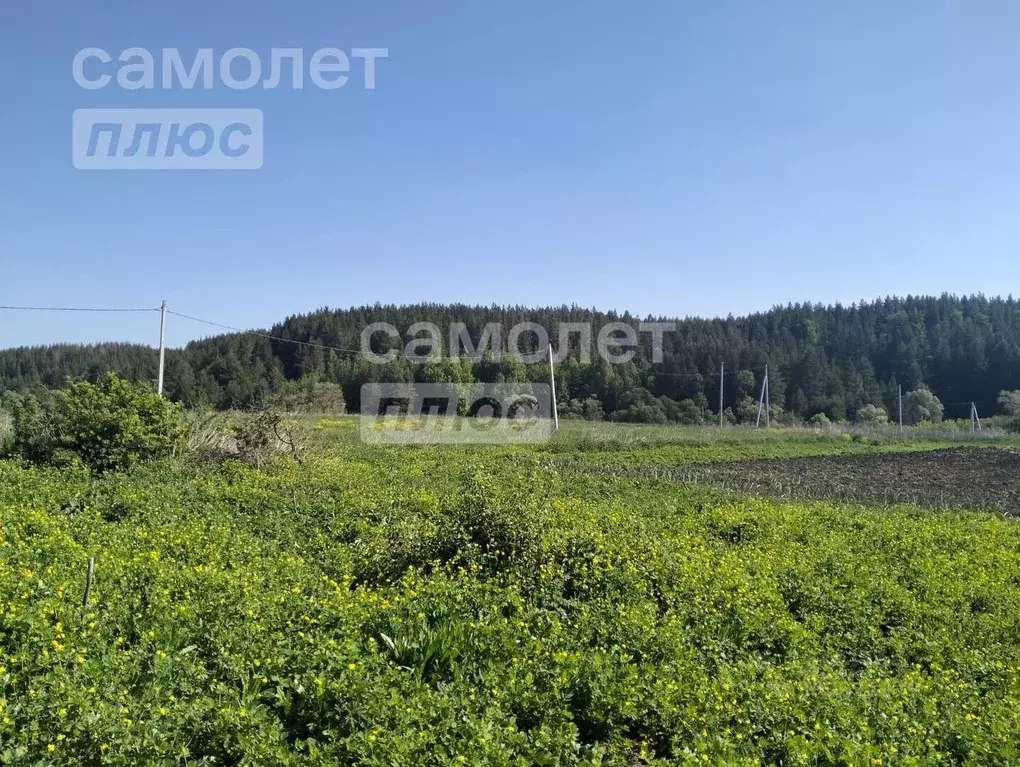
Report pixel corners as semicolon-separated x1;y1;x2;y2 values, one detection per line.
607;448;1020;515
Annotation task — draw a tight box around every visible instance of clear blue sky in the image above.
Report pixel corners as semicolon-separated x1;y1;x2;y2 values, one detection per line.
1;1;1018;349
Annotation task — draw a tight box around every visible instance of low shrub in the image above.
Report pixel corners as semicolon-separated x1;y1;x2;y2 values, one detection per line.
855;403;889;425
0;407;11;454
2;374;185;473
808;412;831;428
232;405;303;468
1;389;60;463
359;468;545;584
272;379;346;414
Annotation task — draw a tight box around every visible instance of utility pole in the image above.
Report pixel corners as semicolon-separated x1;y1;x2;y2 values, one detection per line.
898;385;903;433
765;365;771;428
971;402;981;433
157;300;167;398
548;344;559;431
719;360;725;427
756;366;768;429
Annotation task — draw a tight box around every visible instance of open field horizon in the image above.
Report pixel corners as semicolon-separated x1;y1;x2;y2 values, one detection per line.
4;2;1020;761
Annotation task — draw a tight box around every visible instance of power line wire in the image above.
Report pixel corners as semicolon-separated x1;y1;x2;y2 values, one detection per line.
0;305;158;312
3;305;999;418
172;308;775;378
647;365;769;380
0;304;781;381
167;310;365;356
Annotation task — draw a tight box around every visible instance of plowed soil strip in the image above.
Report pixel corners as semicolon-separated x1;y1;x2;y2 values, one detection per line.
579;447;1020;515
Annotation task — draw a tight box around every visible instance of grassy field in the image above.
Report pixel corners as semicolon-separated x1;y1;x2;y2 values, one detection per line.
1;421;1019;764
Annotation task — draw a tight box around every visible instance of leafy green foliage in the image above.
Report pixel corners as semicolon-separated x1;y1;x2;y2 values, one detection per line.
272;379;346;414
999;389;1020;416
0;409;10;455
559;395;605;421
1;389;60;463
999;390;1020;433
903;387;945;425
1;436;1019;763
2;375;185;473
54;374;186;473
379;616;466;682
855;403;889;425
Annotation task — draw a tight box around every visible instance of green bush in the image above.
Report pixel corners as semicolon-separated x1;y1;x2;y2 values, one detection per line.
273;378;346;414
4;374;186;473
361;468;545;584
999;390;1020;433
445;470;543;569
1;389;61;463
903;386;944;425
558;395;604;421
0;406;12;455
808;412;831;428
854;403;889;425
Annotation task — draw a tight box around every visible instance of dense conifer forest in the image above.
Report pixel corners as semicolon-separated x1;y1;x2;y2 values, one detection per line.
2;294;1018;423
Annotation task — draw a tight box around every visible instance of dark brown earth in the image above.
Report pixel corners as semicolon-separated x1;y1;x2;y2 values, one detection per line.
602;448;1020;516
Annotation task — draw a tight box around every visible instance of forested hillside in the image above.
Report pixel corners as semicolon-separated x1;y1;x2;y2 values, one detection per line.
2;294;1019;423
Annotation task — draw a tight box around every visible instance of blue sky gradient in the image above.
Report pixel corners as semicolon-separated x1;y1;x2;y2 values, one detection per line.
1;1;1018;349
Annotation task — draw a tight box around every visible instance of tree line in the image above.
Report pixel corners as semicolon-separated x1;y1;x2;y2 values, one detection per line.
1;294;1019;424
